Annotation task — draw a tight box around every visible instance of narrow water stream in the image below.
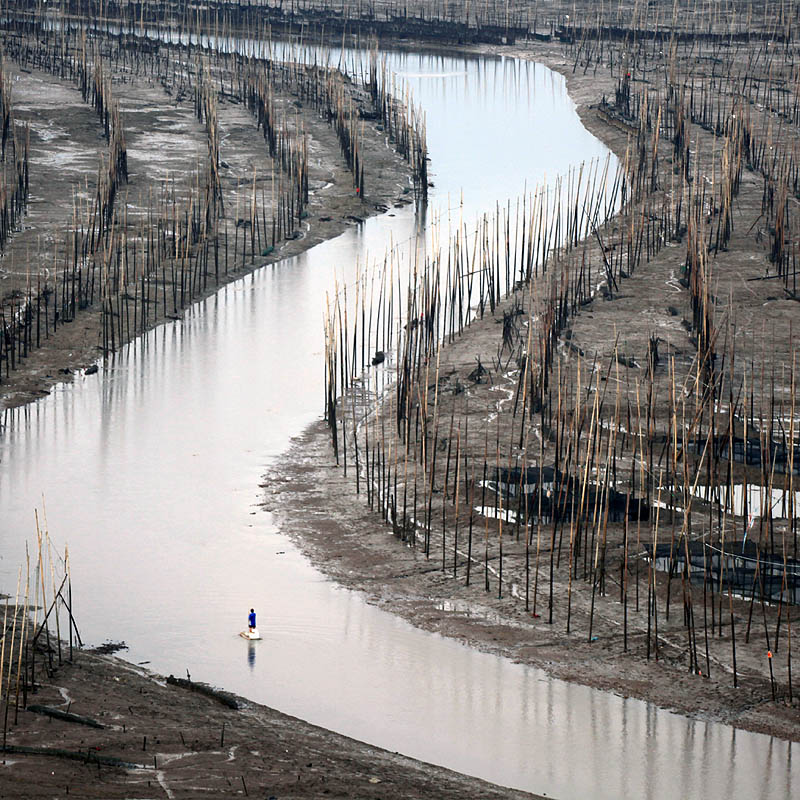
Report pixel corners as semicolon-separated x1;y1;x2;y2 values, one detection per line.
1;49;796;799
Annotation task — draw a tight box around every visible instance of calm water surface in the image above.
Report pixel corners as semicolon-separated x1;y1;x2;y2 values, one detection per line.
1;49;795;799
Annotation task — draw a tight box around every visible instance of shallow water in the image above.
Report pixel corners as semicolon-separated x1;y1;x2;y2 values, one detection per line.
1;48;796;799
690;483;800;520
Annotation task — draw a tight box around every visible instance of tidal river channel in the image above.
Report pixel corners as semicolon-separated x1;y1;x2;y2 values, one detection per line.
1;48;796;799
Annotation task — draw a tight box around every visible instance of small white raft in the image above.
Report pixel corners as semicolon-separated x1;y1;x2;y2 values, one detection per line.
240;628;261;640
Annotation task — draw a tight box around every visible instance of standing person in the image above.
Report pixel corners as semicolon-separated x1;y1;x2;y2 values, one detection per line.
248;608;256;633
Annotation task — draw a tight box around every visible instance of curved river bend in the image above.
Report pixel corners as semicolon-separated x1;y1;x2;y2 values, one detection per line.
1;49;796;800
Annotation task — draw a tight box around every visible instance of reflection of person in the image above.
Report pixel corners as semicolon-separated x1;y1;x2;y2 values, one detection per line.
247;640;256;670
248;608;256;632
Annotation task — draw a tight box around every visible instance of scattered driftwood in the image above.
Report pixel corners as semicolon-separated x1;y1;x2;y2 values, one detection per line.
0;744;143;769
26;704;104;729
166;675;240;710
468;358;488;384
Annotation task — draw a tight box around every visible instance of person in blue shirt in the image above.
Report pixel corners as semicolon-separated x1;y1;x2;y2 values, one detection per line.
248;608;256;632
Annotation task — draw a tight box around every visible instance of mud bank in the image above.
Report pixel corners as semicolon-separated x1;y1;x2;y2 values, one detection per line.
265;27;800;745
0;647;540;799
266;420;799;744
0;34;415;410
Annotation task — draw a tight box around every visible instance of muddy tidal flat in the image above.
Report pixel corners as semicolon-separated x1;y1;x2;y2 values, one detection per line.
3;1;800;798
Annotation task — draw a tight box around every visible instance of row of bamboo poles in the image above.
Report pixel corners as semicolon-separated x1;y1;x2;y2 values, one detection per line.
15;0;797;50
324;185;798;705
1;516;80;749
0;7;427;382
321;19;799;701
0;54;30;254
3;0;431;196
367;51;427;202
3;0;430;194
570;7;800;304
4;0;798;57
12;0;532;45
